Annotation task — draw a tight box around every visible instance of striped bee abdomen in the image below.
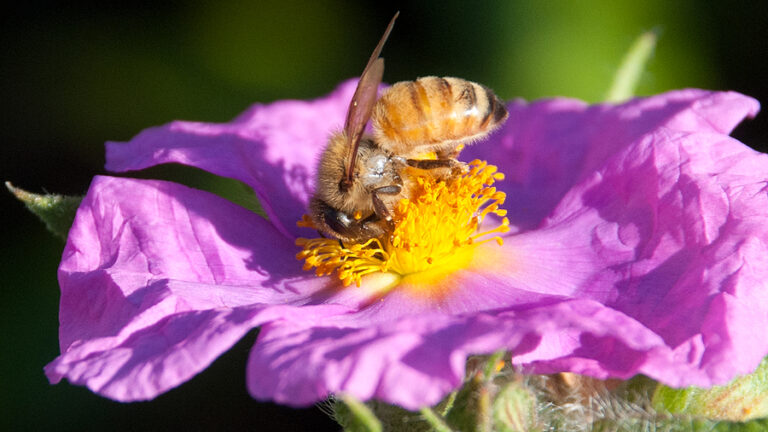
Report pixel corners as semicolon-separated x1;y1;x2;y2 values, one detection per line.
371;76;508;156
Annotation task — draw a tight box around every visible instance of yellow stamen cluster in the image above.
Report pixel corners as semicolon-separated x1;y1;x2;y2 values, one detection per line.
296;160;510;287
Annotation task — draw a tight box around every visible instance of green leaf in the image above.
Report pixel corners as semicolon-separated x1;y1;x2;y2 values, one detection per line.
652;357;768;422
605;30;658;102
7;182;82;240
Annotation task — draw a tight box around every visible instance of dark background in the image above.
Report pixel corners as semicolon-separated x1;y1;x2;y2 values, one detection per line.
2;1;767;430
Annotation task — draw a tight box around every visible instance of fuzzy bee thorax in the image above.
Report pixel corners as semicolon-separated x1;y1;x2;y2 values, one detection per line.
315;133;402;215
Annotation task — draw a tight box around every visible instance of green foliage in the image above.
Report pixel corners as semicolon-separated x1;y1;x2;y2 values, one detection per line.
444;373;491;432
129;164;265;217
7;182;82;240
492;381;537;432
332;355;768;431
493;0;716;102
419;407;453;432
335;395;383;432
652;357;768;422
590;416;768;431
606;31;658;102
336;397;439;432
442;354;508;432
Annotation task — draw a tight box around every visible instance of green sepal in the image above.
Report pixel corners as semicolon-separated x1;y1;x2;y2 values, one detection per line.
492;380;537;432
444;373;489;432
652;357;768;422
7;182;82;240
443;353;509;432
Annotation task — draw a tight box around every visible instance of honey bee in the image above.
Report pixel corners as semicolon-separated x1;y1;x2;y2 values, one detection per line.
309;12;508;242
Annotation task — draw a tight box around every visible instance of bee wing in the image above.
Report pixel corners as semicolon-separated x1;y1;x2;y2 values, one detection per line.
344;12;398;184
343;58;384;183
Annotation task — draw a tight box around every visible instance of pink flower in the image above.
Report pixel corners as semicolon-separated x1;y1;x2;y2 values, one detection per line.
45;81;768;410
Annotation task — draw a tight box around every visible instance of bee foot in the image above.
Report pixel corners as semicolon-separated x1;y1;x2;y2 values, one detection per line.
451;160;469;175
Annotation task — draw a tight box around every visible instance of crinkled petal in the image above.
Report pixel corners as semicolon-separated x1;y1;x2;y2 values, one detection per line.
466;90;759;231
246;91;768;407
55;88;768;410
46;176;351;400
476;127;768;386
105;81;358;238
46;303;345;401
562;128;768;386
247;299;664;409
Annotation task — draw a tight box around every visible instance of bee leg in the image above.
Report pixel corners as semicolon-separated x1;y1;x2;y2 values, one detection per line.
372;185;401;228
371;194;393;227
406;159;455;169
406;158;467;177
436;147;461;160
374;185;402;195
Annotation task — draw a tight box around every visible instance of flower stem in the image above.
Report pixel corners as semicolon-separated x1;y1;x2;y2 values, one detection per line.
338;394;383;432
440;391;457;416
420;407;454;432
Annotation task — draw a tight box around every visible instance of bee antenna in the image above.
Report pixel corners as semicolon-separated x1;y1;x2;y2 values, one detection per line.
343;12;399;184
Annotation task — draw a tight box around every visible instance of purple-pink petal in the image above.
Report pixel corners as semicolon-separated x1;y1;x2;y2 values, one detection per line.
465;89;760;232
46;304;343;401
50;83;768;410
46;176;350;400
549;126;768;386
105;80;358;238
247;299;668;410
245;89;767;406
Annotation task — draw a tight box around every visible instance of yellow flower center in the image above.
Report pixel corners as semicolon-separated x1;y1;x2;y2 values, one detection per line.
296;160;510;287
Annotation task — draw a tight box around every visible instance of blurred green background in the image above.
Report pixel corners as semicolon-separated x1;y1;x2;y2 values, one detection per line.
2;1;767;430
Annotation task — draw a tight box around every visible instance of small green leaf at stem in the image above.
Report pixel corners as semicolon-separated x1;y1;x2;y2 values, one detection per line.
7;182;82;240
605;30;658;103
